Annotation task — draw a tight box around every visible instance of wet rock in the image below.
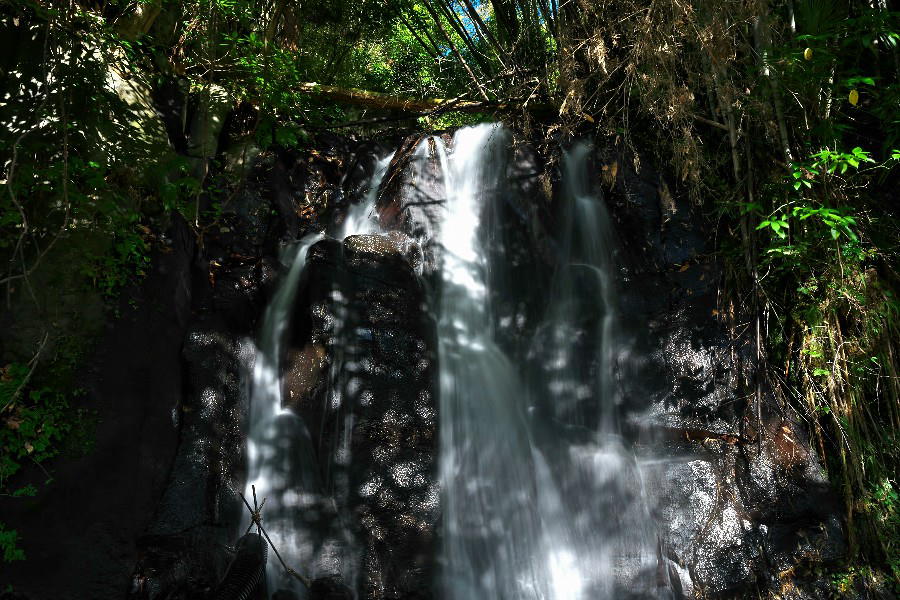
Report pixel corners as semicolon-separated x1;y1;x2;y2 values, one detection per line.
129;324;254;599
211;532;268;600
286;233;438;599
282;343;328;412
310;575;354;599
592;147;846;596
376;134;448;275
103;130;847;600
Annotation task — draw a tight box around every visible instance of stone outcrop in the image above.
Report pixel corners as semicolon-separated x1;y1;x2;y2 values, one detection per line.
285;233;437;598
373;134;847;598
126;137;400;599
565;147;845;598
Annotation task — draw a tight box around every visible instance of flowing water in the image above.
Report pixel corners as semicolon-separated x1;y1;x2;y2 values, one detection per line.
435;124;550;599
244;126;664;598
338;151;395;241
436;125;664;599
244;150;395;596
244;232;324;595
533;143;662;599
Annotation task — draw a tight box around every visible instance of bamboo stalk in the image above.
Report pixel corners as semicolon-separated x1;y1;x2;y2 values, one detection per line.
420;2;490;101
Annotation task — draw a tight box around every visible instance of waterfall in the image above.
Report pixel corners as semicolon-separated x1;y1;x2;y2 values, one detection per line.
534;143;663;599
437;124;553;600
244;232;324;596
338;151;394;241
243;127;665;598
245;150;395;596
437;126;665;599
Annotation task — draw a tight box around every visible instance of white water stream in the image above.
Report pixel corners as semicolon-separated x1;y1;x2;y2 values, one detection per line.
244;127;664;598
244;232;324;596
339;151;395;241
436;125;664;600
244;150;395;596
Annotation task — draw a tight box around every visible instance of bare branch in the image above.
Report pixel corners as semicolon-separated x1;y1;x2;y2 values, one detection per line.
1;332;49;414
238;489;311;589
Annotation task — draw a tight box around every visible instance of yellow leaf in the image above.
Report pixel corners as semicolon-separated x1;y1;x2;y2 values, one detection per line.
849;89;859;106
582;112;595;123
803;47;813;61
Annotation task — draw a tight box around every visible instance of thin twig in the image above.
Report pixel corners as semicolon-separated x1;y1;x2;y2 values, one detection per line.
238;491;311;588
2;332;49;414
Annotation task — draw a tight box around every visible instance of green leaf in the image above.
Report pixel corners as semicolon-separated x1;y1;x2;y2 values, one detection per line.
845;76;876;87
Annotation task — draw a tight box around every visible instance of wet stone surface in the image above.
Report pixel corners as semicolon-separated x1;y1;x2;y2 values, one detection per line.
286;235;438;599
593;147;847;598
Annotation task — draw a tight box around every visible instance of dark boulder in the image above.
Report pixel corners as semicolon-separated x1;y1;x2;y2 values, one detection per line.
376;134;449;276
286;233;438;599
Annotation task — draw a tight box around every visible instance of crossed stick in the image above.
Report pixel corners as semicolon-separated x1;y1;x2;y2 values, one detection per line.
238;485;311;589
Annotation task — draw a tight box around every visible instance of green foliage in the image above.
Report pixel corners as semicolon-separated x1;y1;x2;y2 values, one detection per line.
754;143;897;275
0;355;84;567
0;4;165;304
800;147;876;181
0;363;73;488
707;2;900;587
0;522;25;563
420;111;492;130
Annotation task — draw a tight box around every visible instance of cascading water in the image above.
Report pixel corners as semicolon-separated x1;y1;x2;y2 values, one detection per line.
532;143;664;598
243;126;665;598
437;124;541;599
244;232;324;596
244;151;395;597
436;125;666;599
338;151;394;241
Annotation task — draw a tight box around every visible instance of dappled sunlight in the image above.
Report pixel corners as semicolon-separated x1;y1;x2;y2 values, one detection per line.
438;127;669;600
244;233;334;595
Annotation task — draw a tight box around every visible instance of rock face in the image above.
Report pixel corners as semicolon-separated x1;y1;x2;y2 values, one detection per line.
372;135;845;598
128;324;253;598
571;148;846;598
126;137;403;599
287;234;438;598
376;134;448;276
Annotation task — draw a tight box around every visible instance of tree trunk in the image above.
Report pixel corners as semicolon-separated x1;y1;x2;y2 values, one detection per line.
294;82;553;115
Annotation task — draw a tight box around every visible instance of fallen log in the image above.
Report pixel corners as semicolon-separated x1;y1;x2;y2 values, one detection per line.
295;82;552;116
